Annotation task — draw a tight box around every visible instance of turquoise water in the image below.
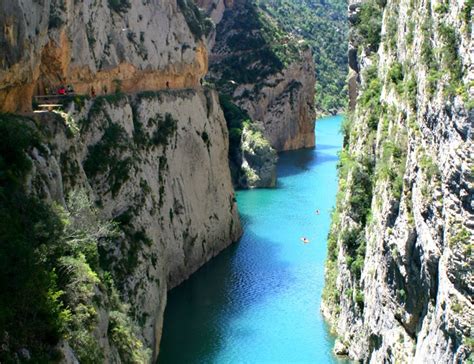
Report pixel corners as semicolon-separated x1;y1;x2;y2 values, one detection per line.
159;115;346;363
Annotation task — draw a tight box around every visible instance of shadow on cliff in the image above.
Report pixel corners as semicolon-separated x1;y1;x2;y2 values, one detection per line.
158;212;295;364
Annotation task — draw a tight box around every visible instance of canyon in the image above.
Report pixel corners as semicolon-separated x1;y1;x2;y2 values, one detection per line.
0;0;316;361
1;0;471;363
198;0;316;187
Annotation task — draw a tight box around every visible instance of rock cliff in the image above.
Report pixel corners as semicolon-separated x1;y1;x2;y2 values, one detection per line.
200;0;316;188
2;88;241;362
0;0;211;112
209;0;316;152
323;0;473;363
239;121;278;188
0;1;242;362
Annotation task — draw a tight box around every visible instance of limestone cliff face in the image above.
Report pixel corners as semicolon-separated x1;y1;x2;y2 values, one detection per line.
198;0;315;188
195;0;228;25
323;0;473;363
209;0;316;153
231;48;316;152
27;89;241;361
0;0;210;112
0;2;241;360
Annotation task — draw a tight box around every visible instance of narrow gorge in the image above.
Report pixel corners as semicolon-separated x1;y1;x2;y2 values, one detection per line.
0;0;472;363
0;0;319;361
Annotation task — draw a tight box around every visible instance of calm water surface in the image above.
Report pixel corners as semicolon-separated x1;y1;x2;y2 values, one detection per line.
159;116;347;363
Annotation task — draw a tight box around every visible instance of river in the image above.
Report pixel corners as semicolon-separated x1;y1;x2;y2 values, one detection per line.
159;115;347;363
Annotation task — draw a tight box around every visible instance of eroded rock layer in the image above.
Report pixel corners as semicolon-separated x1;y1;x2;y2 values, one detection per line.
322;0;473;363
0;0;210;112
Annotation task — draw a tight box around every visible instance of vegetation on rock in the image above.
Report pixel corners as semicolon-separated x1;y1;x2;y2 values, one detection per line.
257;0;348;114
219;94;250;185
211;0;306;95
323;0;473;361
0;114;149;362
177;0;214;40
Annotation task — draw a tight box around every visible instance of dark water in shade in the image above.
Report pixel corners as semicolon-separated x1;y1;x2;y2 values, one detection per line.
158;116;349;364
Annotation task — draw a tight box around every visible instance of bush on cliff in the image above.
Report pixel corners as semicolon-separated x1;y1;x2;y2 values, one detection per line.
258;0;348;114
108;0;130;13
355;0;383;52
0;115;149;362
177;0;214;41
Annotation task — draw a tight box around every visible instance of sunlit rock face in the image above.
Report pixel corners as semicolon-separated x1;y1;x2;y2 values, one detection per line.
27;89;242;362
0;0;209;112
0;1;242;361
322;0;473;363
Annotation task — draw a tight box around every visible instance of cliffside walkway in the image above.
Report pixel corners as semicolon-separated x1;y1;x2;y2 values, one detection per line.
31;86;205;113
33;94;77;112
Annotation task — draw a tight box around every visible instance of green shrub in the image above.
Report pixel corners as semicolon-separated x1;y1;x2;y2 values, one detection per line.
108;0;130;13
355;290;365;309
151;113;178;147
376;133;407;201
201;130;211;150
421;18;435;68
48;1;64;29
451;300;463;314
84;123;126;178
359;65;382;128
449;228;470;247
434;2;449;14
322;259;340;309
438;23;462;81
388;62;404;85
218;94;250;182
420;154;440;181
405;74;417;109
49;14;63;29
348;162;374;225
84;123;133;197
397;289;407;301
462;0;473;33
355;0;383;51
427;69;442;96
341;114;352;147
406;21;415;46
108;311;151;363
385;10;398;50
177;0;214;40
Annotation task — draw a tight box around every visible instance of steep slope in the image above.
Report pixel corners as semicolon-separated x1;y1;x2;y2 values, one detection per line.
0;0;211;112
258;0;348;115
0;89;241;363
198;0;316;188
0;1;242;362
323;0;473;362
210;0;316;152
